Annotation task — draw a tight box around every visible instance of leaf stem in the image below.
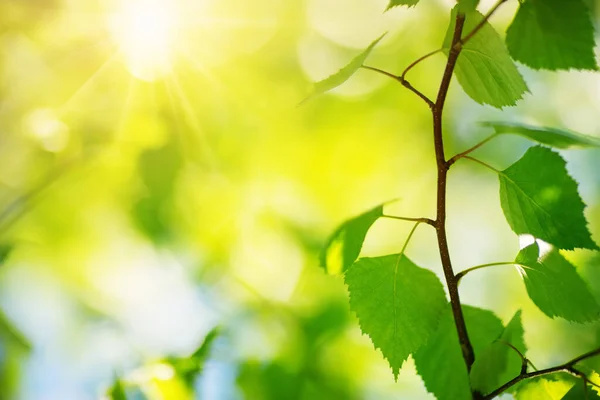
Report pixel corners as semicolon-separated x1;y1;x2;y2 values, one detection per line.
361;65;434;108
462;156;501;173
401;48;443;80
447;134;498;167
382;214;436;227
457;0;509;49
401;222;421;255
455;261;523;283
431;11;478;380
483;348;600;399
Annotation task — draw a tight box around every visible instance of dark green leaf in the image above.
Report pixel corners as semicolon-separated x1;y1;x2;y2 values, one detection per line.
0;244;13;266
414;306;504;400
304;34;386;102
320;204;384;274
499;146;598;250
345;254;447;379
108;377;127;400
168;327;220;387
191;327;220;362
386;0;419;10
470;310;526;394
515;243;600;323
506;0;598;71
562;381;600;399
443;7;528;108
482;121;600;149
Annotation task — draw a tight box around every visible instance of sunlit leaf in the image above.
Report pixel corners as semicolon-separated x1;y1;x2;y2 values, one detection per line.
515;243;600;323
387;0;419;9
499;146;598;250
304;34;386;102
413;306;504;400
443;7;528;108
506;0;598;71
482;121;600;149
345;254;447;379
470;310;526;394
320;204;384;274
515;377;574;400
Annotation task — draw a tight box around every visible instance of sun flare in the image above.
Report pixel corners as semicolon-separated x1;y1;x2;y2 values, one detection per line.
109;0;178;81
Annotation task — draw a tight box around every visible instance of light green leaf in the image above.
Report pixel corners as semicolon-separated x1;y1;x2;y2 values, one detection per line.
482;121;600;149
470;310;526;394
515;377;574;400
443;7;528;108
499;146;598;250
386;0;419;9
562;381;600;399
515;243;600;323
344;254;447;379
304;34;386;102
457;0;479;13
320;204;384;274
506;0;598;71
413;306;504;400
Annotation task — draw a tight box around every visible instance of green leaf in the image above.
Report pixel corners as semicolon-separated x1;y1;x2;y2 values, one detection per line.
0;308;31;351
506;0;598;71
515;243;600;323
515;377;574;400
482;121;600;149
499;146;598;250
344;254;447;379
457;0;480;13
443;7;528;108
304;34;386;102
108;377;128;400
320;204;384;274
168;327;220;387
470;310;526;394
386;0;419;10
562;381;600;399
413;306;504;400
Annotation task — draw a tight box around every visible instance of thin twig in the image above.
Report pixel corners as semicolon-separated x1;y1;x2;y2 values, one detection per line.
447;134;498;167
458;0;509;49
382;214;436;227
455;261;529;283
361;65;435;108
401;48;443;80
401;222;421;254
483;348;600;399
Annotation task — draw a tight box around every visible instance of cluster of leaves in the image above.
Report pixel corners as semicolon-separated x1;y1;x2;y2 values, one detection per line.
313;0;600;398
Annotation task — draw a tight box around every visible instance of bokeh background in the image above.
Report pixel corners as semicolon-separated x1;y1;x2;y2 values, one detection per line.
0;0;600;398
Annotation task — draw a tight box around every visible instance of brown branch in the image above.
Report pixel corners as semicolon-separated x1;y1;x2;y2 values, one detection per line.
431;10;478;382
361;65;434;108
401;48;443;80
483;348;600;399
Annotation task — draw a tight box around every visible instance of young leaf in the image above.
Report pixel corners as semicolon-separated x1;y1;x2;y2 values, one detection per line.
514;377;573;400
506;0;598;71
499;146;598;250
304;34;386;102
386;0;419;10
344;254;447;380
470;310;526;394
320;204;384;274
413;306;504;400
482;121;600;149
515;243;600;323
443;7;528;108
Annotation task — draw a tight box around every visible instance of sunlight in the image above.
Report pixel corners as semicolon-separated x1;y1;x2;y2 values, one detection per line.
109;0;177;81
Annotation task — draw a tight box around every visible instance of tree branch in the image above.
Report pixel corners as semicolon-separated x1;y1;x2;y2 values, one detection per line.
483;348;600;399
361;65;434;108
431;11;478;382
401;48;443;80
